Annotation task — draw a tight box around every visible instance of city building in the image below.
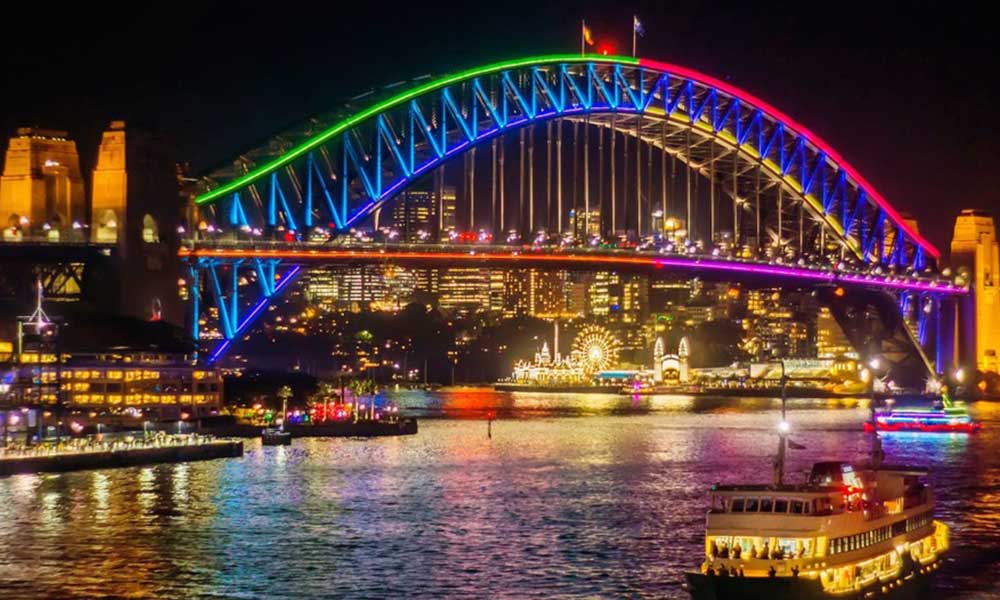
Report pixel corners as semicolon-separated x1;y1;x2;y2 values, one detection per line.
0;307;222;423
587;271;614;317
951;209;1000;374
528;270;569;319
571;208;601;239
388;187;456;241
817;306;856;359
0;128;86;240
439;268;491;318
501;270;530;318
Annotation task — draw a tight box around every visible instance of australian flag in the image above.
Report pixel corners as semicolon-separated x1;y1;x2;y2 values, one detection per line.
633;15;645;37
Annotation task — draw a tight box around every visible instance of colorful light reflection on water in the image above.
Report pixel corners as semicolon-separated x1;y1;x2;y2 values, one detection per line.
0;390;997;598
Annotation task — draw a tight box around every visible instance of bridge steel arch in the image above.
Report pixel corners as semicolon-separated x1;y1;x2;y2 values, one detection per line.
187;54;954;368
194;54;938;267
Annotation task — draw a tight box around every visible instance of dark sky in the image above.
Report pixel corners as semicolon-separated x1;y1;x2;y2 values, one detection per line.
2;0;996;251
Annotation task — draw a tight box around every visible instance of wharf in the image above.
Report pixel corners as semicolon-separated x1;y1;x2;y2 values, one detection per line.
0;436;244;477
493;383;625;394
205;417;418;439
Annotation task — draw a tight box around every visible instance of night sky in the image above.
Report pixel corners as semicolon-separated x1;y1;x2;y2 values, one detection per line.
2;1;996;252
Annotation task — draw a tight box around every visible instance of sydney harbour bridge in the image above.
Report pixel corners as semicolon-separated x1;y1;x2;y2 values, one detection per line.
182;54;968;387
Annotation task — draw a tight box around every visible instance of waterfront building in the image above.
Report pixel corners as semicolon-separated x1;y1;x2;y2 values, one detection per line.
817;306;856;359
0;306;222;423
748;318;811;361
950;209;1000;373
0;127;86;240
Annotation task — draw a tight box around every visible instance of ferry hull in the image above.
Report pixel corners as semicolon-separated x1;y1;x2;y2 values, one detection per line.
863;420;980;433
685;562;935;600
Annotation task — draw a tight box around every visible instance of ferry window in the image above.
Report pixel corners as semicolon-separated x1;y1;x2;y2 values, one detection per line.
745;498;759;512
760;498;773;513
774;499;789;513
802;500;811;514
730;498;745;512
791;500;804;514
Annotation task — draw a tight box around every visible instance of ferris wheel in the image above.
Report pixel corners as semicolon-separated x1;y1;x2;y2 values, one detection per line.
571;324;622;373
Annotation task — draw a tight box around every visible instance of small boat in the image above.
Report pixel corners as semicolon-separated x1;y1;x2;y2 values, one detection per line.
686;372;949;598
864;394;981;433
261;428;292;446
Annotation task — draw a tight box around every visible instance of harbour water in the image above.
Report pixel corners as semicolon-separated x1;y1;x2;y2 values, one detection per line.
1;390;998;599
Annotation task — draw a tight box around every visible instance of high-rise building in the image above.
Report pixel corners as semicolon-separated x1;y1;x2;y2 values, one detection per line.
528;270;566;318
501;270;530;318
750;318;811;360
951;209;1000;373
564;273;589;317
619;275;648;325
390;189;436;240
0;127;85;239
587;271;614;317
571;208;601;239
439;268;490;318
388;187;457;241
440;186;457;237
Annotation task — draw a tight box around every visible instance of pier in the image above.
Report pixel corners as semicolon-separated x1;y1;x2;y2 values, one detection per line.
0;434;243;477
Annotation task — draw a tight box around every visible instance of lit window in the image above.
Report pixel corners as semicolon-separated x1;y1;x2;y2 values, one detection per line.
142;214;160;243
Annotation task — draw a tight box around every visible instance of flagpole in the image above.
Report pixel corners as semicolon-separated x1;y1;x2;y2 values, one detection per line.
581;20;585;56
632;15;637;57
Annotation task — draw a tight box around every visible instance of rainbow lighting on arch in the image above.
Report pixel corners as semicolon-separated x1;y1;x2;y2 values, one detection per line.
195;53;940;262
188;53;953;363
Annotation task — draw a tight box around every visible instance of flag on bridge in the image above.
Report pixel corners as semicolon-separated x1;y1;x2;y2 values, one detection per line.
632;15;645;57
581;20;594;55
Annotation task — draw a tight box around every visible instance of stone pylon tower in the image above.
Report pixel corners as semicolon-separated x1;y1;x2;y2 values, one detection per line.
0;128;85;238
89;121;185;323
950;209;1000;374
91;121;128;247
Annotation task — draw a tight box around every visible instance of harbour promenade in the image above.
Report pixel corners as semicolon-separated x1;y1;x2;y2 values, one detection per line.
0;433;243;476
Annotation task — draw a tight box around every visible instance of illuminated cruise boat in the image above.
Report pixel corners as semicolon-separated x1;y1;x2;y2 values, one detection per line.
685;461;949;599
863;396;980;433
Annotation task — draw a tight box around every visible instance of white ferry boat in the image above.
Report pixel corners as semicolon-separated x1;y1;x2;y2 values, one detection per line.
686;385;948;598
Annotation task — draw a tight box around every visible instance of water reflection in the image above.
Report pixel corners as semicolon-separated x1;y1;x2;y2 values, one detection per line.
0;390;996;598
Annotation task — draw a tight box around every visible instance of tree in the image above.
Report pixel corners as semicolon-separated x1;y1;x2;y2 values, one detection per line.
311;381;338;422
347;378;376;421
